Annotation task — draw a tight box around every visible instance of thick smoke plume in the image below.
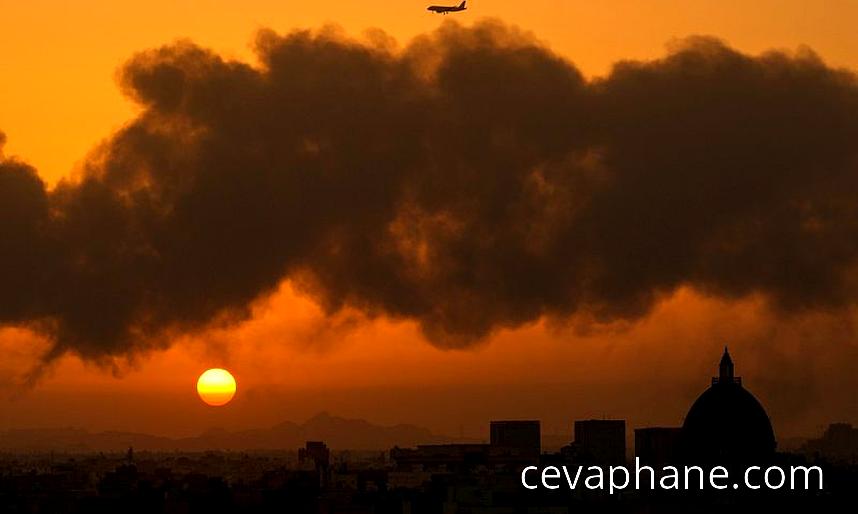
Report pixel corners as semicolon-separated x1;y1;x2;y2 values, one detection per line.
3;21;858;361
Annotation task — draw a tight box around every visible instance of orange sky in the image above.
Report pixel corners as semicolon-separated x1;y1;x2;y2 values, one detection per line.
3;1;858;440
5;1;858;183
3;281;855;440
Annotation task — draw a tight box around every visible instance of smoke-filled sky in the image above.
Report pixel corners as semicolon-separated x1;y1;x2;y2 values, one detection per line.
2;1;858;440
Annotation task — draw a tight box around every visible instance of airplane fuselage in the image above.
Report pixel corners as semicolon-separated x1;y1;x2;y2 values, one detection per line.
428;2;467;14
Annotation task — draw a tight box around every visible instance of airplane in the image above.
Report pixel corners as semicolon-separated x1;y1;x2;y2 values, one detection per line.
427;1;467;15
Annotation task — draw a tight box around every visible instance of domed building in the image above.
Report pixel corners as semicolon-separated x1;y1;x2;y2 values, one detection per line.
681;348;776;463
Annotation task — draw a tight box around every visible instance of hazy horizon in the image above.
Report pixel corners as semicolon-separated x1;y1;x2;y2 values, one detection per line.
4;2;858;447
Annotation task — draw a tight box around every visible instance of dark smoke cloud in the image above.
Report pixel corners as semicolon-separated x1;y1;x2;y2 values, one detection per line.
3;21;858;361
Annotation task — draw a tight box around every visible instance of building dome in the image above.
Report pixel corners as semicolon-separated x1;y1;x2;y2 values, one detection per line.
681;348;776;463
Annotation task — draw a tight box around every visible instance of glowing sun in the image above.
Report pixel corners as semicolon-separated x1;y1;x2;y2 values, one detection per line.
197;368;237;406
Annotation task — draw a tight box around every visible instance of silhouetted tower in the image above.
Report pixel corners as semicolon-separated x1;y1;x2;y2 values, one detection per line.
299;441;331;489
713;347;740;385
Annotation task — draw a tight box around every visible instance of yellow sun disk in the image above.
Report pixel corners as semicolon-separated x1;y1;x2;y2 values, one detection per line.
197;368;237;406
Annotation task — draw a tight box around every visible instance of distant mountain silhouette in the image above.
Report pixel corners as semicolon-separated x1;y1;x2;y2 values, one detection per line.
0;413;464;452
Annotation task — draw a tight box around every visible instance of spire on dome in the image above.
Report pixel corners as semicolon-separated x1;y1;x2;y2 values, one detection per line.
713;346;741;385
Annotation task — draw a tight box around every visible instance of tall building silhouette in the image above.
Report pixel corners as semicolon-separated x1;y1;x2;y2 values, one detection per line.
635;427;682;466
574;420;626;464
801;423;858;464
490;421;541;453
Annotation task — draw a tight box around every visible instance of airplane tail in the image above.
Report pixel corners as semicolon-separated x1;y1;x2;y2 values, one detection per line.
459;1;466;8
